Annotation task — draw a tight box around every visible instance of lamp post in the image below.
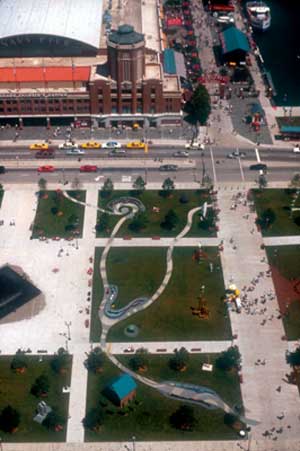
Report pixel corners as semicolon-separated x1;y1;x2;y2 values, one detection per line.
200;146;206;186
65;321;71;340
132;435;136;451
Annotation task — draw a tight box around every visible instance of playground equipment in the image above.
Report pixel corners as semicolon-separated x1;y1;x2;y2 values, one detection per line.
192;243;210;264
225;284;241;313
191;293;210;319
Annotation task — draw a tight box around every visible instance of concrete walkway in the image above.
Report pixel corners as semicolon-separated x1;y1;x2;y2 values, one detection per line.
106;340;233;354
263;236;300;246
218;187;300;440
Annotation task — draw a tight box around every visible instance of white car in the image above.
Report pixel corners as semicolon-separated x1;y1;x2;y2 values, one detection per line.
59;142;78;150
66;148;85;155
173;151;189;157
293;145;300;153
185;142;205;150
102;141;122;149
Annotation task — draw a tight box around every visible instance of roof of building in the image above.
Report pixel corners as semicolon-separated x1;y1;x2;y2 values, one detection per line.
0;0;103;49
0;66;91;83
108;374;137;400
280;125;300;134
108;25;144;46
220;27;250;54
163;48;186;79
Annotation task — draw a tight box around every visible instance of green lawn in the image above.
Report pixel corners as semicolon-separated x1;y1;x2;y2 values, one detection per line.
32;190;86;238
0;355;71;442
253;189;300;236
96;190;216;238
266;246;300;339
107;247;231;342
0;188;3;208
85;354;242;442
90;247;167;342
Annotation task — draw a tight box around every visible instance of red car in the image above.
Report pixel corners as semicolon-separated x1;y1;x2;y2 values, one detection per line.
79;165;97;173
37;165;55;173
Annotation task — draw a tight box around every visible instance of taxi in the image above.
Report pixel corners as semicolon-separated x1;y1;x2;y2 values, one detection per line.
80;141;101;149
29;143;49;151
126;141;145;149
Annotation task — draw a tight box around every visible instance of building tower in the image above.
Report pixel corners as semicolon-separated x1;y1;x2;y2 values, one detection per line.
107;24;145;113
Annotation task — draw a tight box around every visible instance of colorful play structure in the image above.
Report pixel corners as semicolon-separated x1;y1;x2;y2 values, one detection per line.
225;284;242;313
191;292;210;319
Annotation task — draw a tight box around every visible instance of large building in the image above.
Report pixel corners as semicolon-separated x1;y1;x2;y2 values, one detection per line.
0;0;182;127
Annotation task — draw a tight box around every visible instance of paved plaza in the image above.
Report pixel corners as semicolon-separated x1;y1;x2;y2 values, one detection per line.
0;180;299;450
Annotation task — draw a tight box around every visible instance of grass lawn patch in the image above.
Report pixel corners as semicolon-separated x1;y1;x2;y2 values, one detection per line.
96;190;216;238
252;189;300;236
90;247;167;342
107;247;231;342
0;355;71;442
266;246;300;339
32;190;86;239
0;188;3;208
85;354;241;442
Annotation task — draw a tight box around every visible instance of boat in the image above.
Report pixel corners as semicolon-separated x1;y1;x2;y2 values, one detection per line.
246;2;271;31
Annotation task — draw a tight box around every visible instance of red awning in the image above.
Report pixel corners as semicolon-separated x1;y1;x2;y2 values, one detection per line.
166;17;182;27
0;66;91;83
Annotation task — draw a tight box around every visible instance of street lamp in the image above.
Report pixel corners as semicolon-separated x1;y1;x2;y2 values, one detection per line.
132;435;136;451
65;321;71;340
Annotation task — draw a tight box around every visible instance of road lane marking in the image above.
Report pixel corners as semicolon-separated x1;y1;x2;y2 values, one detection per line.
255;147;261;162
210;147;217;184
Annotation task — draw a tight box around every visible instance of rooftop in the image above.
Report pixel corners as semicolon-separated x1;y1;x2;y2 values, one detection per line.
0;0;103;49
0;67;91;83
220;26;250;54
108;24;144;46
108;373;137;400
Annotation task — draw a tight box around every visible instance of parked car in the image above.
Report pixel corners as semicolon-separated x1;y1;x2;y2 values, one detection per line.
293;145;300;153
126;141;145;149
173;151;189;157
249;163;267;171
102;141;121;149
159;164;178;171
79;165;98;172
81;141;101;149
66;148;85;155
227;150;246;159
29;143;48;151
0;165;6;174
37;165;55;173
59;142;78;150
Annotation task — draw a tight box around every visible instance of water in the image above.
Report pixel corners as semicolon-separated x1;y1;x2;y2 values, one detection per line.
247;1;300;106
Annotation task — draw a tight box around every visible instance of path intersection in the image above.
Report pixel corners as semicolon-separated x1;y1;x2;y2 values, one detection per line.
0;181;299;451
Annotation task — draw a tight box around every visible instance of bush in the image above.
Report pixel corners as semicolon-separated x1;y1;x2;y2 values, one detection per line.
224;413;238;426
42;411;65;431
216;346;241;371
0;406;20;433
31;374;50;397
170;405;196;431
51;207;59;216
179;193;189;204
10;350;27;372
83;407;104;431
128;213;148;232
161;209;178;230
256;208;276;230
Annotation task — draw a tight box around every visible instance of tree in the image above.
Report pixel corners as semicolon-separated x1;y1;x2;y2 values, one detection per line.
224;413;239;427
83;407;104;431
216;346;241;371
161;209;179;230
170;405;196;431
161;177;175;197
290;173;300;188
169;347;189;371
132;176;146;195
256;208;276;230
128;212;148;232
0;405;20;433
129;348;149;371
198;208;217;231
95;212;110;233
10;350;27;373
38;177;47;192
42;410;65;431
101;178;114;198
51;347;70;374
85;347;105;373
258;173;268;190
286;347;300;366
184;84;211;138
31;374;50;397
